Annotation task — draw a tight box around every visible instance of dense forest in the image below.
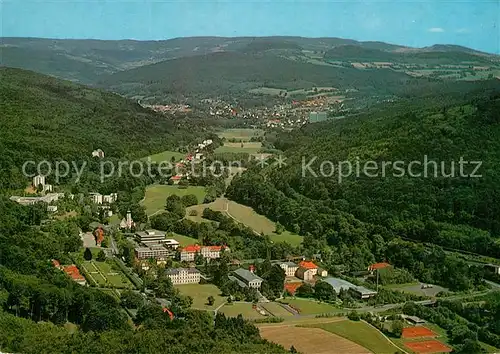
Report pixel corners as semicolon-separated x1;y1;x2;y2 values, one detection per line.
0;67;207;191
227;85;500;290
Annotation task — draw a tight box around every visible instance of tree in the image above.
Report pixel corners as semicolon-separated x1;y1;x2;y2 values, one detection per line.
296;283;314;298
181;194;198;207
120;290;144;309
97;250;106;262
275;222;285;235
207;296;215;306
314;281;335;302
392;320;404;337
83;248;93;261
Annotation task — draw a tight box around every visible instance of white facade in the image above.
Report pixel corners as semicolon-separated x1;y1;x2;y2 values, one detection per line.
90;193;103;204
277;262;299;277
33;175;45;188
166;268;201;285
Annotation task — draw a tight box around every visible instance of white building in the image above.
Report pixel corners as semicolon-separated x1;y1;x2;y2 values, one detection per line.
179;245;229;262
275;261;299;277
90;193;103;204
120;210;134;230
33;175;46;188
92;149;105;158
166;268;201;285
102;193;118;204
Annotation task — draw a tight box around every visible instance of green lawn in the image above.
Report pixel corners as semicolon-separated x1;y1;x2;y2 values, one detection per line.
145;150;184;164
169;232;199;246
176;284;226;310
215;142;262;154
217;128;264;142
279;298;339;315
82;259;134;289
219;302;266;319
141;185;207;215
309;320;399;354
269;231;303;247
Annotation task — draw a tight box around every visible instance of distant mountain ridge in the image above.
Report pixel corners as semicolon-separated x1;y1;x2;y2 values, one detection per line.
1;36;496;85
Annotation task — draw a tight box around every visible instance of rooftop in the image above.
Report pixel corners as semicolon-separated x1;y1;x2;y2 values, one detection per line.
369;262;391;271
165;267;200;275
233;268;263;283
298;260;318;270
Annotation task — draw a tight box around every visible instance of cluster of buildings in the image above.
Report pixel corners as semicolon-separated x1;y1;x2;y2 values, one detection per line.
52;260;86;286
9;192;64;213
275;260;328;281
179;244;229;262
90;192;118;205
134;230;180;266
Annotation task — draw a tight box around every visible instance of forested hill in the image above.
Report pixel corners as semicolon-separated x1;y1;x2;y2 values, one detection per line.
0;67;201;190
227;83;500;288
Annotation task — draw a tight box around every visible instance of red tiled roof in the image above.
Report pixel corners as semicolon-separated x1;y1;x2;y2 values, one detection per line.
299;261;318;270
62;265;85;281
170;175;182;180
182;244;201;253
369;262;391;271
206;245;223;251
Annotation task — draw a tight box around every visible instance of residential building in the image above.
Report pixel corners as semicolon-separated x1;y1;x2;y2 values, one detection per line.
232;268;263;289
275;261;298;277
317;267;328;277
179;244;229;262
298;260;318;275
135;246;169;260
165;268;201;285
61;264;86;286
92;149;105;158
102;193;118;204
90;193;103;204
170;175;182;184
350;286;377;299
9;193;64;207
33;175;45;188
368;262;391;272
47;205;58;213
296;267;315;281
136;230;166;245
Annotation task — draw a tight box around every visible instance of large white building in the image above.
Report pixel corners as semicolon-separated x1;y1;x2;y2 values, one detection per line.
179;245;229;262
33;175;46;188
275;261;299;277
165;268;201;285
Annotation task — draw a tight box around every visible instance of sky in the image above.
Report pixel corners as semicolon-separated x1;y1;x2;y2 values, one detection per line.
2;0;499;54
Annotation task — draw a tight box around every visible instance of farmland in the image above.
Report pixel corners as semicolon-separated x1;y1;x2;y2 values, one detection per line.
141;184;207;215
215;142;262;154
217;128;264;142
259;324;370;354
145;150;184;163
309;320;400;354
176;284;226;310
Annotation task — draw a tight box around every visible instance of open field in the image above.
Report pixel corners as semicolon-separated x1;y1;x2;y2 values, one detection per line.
144;150;184;163
215;142;262;154
279;298;339;315
141;185;207;215
260;302;294;318
169;232;199;246
260;325;370;354
405;340;452;353
217;128;264;141
176;284;226;310
219;302;266;319
384;282;448;297
310;320;400;354
186;197;302;245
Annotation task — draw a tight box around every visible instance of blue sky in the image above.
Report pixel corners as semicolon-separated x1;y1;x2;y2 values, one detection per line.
2;0;499;53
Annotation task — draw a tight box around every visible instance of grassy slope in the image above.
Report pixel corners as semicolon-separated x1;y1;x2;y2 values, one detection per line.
141;185;207;215
309;320;398;354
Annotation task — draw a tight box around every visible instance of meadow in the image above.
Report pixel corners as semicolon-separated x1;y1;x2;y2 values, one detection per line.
215;142;262;154
217;128;264;142
278;298;339;315
176;283;226;310
144;150;184;163
141;185;207;215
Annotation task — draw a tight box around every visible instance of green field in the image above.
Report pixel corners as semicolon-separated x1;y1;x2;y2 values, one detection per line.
215;142;262;154
141;185;207;215
219;302;266;319
81;259;134;289
217;128;264;142
186;198;302;245
279;298;339;315
145;150;184;164
309;320;399;354
169;232;199;246
176;284;226;310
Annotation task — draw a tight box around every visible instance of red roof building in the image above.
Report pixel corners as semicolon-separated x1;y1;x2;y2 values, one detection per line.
284;282;303;295
298;261;318;270
62;265;86;285
368;262;391;271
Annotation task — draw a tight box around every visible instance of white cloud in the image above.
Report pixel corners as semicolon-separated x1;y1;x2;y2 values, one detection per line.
428;27;445;33
456;28;470;34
